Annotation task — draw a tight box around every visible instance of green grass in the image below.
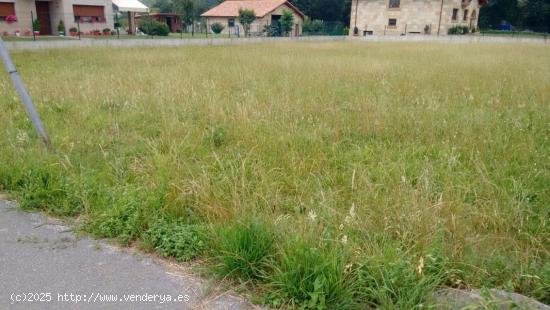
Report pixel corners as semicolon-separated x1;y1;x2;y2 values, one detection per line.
212;218;275;281
480;30;549;38
0;41;549;307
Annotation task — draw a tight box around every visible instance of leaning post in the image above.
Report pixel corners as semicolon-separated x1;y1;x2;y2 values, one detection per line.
0;37;52;149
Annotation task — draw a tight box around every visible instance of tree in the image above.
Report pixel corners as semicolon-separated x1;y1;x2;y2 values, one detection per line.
279;10;295;36
154;0;174;13
174;0;195;32
239;9;256;37
292;0;351;23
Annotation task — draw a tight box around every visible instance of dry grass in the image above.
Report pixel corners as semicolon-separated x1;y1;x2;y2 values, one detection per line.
1;41;549;306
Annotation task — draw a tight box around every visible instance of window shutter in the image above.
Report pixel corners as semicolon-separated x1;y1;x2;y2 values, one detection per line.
0;3;16;17
73;5;104;17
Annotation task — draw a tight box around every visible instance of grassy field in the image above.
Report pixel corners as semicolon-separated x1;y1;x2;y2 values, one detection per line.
0;41;548;308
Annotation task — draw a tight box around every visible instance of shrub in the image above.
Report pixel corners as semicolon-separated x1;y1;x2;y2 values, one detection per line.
32;19;40;32
211;22;225;34
69;27;78;33
57;20;65;33
264;24;281;37
213;219;275;281
448;25;470;35
102;28;111;33
139;18;169;36
303;18;324;34
144;217;207;262
268;240;356;309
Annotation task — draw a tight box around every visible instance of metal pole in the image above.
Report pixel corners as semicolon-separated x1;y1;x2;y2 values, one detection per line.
77;19;81;40
354;0;359;31
0;37;52;149
31;11;36;41
437;0;444;36
115;13;120;39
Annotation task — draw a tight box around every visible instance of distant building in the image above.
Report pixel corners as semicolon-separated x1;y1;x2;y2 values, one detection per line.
0;0;147;36
349;0;486;36
201;0;304;36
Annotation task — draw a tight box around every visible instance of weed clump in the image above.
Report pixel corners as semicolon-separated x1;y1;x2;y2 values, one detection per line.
213;219;275;281
144;217;207;262
268;239;356;309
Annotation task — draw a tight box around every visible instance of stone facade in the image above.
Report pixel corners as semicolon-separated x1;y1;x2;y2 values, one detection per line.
0;0;114;36
349;0;482;36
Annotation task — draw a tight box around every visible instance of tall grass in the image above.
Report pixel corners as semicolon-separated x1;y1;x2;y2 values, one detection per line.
0;41;548;306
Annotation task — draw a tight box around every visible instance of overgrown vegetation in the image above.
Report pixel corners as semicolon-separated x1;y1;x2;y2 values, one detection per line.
138;17;170;36
448;25;471;35
1;42;549;307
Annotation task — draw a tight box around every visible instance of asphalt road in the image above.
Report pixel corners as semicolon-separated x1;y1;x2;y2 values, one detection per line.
0;199;254;310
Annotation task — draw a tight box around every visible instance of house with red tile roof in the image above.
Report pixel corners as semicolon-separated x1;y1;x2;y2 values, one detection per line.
0;0;147;37
201;0;304;37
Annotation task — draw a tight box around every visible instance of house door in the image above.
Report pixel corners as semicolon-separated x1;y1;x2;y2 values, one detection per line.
35;1;51;35
166;16;173;32
294;24;299;36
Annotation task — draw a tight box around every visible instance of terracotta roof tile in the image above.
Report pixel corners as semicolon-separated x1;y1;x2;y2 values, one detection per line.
201;0;304;18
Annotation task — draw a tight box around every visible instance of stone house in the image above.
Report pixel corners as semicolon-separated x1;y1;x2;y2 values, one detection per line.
349;0;485;36
201;0;304;37
0;0;147;36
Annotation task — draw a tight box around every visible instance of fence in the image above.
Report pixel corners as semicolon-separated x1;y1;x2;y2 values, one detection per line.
303;21;347;36
478;26;549;39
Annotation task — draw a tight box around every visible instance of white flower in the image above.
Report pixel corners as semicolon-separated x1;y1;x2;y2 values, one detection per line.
349;203;356;219
307;210;317;222
16;130;29;144
417;256;424;275
341;235;348;244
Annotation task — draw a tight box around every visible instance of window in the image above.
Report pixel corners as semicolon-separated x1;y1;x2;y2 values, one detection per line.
73;5;105;23
0;2;15;21
228;18;235;27
388;18;397;27
388;0;400;8
463;9;469;21
452;9;459;21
